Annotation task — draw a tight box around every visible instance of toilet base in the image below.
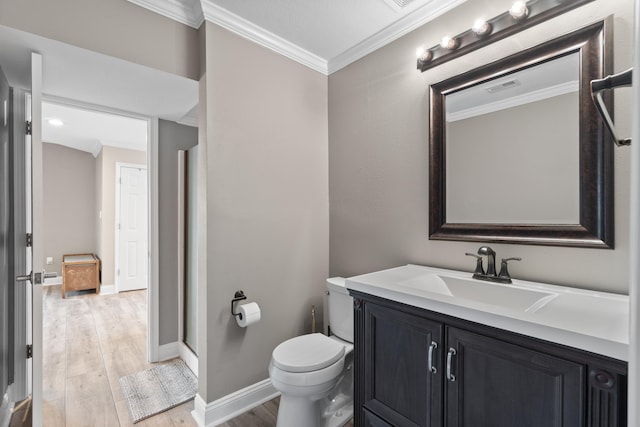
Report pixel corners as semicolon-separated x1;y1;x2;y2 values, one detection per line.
276;395;321;427
274;348;354;427
320;393;353;427
275;394;353;427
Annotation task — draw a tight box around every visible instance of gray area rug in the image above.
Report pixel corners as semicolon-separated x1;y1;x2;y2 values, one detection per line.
119;359;197;423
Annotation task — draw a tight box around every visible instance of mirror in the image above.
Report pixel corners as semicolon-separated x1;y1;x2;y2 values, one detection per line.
429;20;613;248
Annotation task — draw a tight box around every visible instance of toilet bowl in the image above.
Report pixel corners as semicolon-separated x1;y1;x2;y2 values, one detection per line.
269;278;354;427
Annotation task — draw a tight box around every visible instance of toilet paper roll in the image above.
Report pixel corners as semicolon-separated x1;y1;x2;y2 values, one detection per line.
236;302;261;327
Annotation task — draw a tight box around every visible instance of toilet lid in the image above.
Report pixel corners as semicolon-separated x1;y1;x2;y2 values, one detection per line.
272;333;345;373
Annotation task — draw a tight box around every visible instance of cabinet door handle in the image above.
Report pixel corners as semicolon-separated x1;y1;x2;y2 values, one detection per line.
428;341;438;374
446;347;457;382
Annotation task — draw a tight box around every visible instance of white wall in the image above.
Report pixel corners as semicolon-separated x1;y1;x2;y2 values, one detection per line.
329;0;633;294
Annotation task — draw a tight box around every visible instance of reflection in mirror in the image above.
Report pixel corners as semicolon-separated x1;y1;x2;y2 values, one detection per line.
429;20;613;248
445;53;580;224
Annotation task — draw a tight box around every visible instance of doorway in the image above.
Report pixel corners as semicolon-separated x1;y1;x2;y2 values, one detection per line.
0;24;198;423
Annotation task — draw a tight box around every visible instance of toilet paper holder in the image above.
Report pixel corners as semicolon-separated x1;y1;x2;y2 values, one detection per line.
231;290;247;319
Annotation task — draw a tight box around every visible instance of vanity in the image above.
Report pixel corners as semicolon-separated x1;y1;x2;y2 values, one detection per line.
347;264;628;427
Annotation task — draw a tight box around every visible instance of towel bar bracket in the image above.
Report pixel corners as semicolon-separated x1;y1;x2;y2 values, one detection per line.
590;68;633;146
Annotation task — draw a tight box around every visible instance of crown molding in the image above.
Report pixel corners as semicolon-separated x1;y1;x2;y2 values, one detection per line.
128;0;204;29
200;0;328;74
327;0;467;74
446;80;579;122
130;0;467;75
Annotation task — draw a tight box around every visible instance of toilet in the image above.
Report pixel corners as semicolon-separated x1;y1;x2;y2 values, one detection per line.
269;277;354;427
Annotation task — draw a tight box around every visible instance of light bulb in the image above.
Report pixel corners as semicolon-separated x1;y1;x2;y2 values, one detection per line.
416;47;432;62
509;1;529;20
440;36;459;50
472;18;492;36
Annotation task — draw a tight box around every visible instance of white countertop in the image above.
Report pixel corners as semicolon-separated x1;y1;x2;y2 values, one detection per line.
346;264;629;361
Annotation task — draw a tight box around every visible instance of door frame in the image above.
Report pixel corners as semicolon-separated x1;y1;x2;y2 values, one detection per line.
114;162;148;294
177;149;198;375
40;95;161;363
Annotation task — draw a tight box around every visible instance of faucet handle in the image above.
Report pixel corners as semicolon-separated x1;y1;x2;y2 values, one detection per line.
498;257;522;281
465;253;485;276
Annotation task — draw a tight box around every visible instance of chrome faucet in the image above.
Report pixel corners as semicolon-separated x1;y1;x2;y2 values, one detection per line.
466;246;521;284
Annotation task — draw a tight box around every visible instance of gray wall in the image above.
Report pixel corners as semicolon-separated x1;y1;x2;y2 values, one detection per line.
198;22;329;401
157;119;198;346
0;0;199;80
42;143;96;275
446;93;579;224
329;0;633;294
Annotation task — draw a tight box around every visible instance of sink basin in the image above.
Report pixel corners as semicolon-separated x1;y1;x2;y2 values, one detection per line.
397;273;556;312
345;264;629;361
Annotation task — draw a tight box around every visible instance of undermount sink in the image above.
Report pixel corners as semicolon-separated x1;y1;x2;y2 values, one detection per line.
397;273;556;312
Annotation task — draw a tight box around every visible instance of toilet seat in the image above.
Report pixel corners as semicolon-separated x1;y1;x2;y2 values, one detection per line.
272;333;345;373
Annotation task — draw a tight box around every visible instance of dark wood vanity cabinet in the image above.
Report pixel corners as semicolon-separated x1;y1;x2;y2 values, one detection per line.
362;301;443;426
353;293;627;427
446;327;583;426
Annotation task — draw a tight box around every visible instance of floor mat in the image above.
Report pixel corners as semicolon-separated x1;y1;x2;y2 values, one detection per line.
119;359;197;423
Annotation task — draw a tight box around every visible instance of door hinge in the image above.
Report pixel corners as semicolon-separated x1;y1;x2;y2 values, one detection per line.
26;233;32;247
25;121;32;136
26;345;32;359
117;269;120;276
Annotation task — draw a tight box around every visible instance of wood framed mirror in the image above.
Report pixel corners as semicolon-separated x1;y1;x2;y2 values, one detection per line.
429;20;613;248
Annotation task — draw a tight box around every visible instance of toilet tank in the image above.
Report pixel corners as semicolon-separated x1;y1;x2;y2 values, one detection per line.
327;277;353;343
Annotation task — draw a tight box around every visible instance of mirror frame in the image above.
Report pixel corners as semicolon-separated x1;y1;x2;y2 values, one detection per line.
429;20;614;248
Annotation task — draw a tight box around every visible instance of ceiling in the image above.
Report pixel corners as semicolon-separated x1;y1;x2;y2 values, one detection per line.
42;102;149;156
446;53;579;121
0;0;468;154
129;0;467;74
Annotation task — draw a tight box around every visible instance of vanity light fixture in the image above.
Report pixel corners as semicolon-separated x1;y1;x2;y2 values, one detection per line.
472;18;492;37
509;1;529;21
416;0;594;72
440;36;459;50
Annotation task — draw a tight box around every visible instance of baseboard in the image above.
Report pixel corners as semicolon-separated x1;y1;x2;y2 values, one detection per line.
191;379;279;426
44;276;62;286
99;284;116;295
0;388;14;427
158;341;180;361
179;343;198;377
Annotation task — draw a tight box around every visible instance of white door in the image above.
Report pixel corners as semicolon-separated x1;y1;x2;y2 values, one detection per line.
117;165;148;292
16;53;44;427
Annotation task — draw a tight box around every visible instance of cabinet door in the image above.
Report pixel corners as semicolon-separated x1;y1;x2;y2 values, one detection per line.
364;408;394;427
446;327;584;427
363;302;443;427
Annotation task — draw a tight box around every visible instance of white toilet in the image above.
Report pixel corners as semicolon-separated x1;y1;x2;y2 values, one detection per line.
269;277;354;427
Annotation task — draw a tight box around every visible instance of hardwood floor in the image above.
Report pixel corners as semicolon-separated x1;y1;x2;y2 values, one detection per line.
40;285;352;427
42;285;196;427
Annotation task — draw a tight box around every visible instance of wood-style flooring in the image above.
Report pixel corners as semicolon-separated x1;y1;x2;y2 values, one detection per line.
40;285;284;427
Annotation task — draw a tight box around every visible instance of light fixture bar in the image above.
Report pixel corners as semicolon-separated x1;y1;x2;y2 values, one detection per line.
417;0;594;72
